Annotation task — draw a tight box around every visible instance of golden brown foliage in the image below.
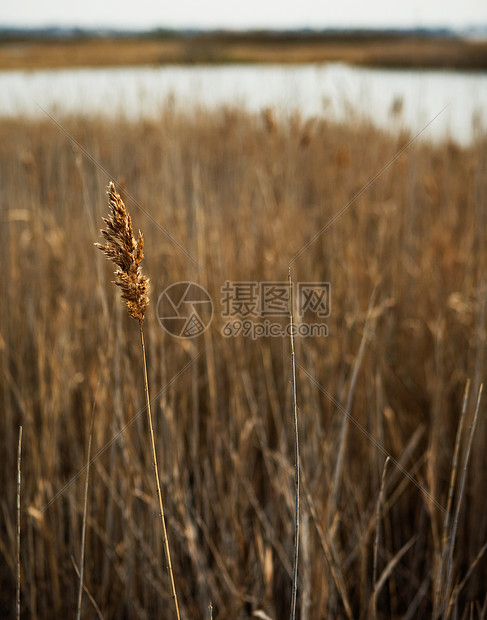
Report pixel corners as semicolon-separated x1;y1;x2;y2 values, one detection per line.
96;182;149;323
0;32;486;70
1;110;486;619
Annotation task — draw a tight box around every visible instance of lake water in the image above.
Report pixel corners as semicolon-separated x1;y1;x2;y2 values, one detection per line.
0;63;486;144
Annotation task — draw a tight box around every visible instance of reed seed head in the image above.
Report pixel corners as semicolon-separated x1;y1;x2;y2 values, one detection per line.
96;182;149;323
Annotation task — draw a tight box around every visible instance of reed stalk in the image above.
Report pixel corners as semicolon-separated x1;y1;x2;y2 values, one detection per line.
16;426;22;620
96;182;180;619
76;406;95;620
288;270;300;620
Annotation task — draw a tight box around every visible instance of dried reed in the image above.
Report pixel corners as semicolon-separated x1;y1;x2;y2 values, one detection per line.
95;182;149;323
3;112;487;618
434;379;470;618
288;270;300;620
96;182;180;619
75;405;95;620
372;456;390;619
16;426;22;620
444;383;483;616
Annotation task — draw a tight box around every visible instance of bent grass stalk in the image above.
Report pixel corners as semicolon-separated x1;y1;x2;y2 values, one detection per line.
96;182;180;619
76;403;96;620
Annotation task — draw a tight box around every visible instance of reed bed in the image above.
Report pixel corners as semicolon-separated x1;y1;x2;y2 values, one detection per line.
0;108;486;618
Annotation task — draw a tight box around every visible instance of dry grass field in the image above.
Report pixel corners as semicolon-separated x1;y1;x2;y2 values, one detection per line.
0;107;486;618
0;31;486;70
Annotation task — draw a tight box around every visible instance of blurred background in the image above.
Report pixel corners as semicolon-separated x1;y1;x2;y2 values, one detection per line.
1;2;487;619
1;0;487;141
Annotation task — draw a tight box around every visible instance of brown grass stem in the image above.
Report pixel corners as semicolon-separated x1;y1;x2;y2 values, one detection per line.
288;270;300;620
372;456;390;619
71;556;104;620
301;471;353;619
444;383;483;616
76;404;96;620
371;535;418;614
434;379;470;617
140;322;181;620
327;287;377;528
16;426;22;620
97;182;180;618
449;541;487;613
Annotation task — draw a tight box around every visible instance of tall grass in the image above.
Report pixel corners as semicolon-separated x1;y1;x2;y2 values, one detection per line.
0;108;486;618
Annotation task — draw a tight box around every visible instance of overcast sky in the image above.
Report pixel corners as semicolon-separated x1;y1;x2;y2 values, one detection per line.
2;0;486;31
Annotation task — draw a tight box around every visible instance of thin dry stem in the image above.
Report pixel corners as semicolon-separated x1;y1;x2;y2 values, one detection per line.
327;287;377;528
434;378;470;618
369;535;418;616
301;473;353;619
444;383;483;617
140;323;180;620
96;182;179;617
71;556;104;620
449;541;487;612
76;405;96;620
16;426;22;620
372;456;390;619
288;269;300;620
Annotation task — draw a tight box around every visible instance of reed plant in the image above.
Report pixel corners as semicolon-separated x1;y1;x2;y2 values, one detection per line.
96;182;180;619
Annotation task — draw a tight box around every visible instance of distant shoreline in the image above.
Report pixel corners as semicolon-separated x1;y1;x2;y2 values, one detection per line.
0;31;486;71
